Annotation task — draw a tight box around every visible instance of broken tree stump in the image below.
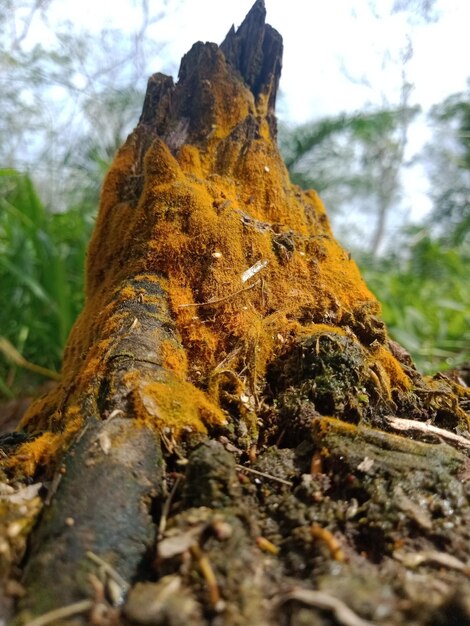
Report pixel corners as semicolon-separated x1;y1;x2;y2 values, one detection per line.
1;1;470;625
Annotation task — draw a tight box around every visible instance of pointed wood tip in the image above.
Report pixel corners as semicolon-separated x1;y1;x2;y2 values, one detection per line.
220;0;282;112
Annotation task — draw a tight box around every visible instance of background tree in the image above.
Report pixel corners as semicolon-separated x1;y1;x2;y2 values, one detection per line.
280;101;419;255
0;0;166;209
424;82;470;247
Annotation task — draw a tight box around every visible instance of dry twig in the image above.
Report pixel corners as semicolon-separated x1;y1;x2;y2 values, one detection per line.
394;549;470;574
241;259;269;283
0;336;61;381
22;600;93;626
385;416;470;449
179;280;260;308
235;464;293;486
256;536;279;555
190;544;223;610
86;550;129;592
158;475;182;539
275;589;376;626
311;525;346;562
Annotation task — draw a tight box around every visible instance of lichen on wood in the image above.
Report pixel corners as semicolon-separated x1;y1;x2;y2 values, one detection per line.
9;1;469;472
1;1;469;625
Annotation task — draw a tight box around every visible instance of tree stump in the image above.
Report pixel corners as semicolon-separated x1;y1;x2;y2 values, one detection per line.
1;2;470;625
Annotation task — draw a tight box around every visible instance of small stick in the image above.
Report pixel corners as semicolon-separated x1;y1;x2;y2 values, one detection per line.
211;346;242;375
311;525;346;562
86;551;129;591
256;536;279;555
44;472;62;506
179;280;260;309
158;475;182;539
0;336;61;381
394;548;470;573
385;416;470;449
310;451;323;475
241;259;269;283
22;600;93;626
73;423;90;444
235;464;293;486
275;589;375;626
190;544;221;609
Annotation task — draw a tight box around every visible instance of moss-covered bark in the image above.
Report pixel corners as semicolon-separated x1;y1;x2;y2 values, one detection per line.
1;1;469;624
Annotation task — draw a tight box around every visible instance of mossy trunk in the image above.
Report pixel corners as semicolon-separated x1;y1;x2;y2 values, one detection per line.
1;2;470;625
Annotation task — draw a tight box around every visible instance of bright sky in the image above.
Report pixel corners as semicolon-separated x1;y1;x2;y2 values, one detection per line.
43;0;470;122
27;0;470;218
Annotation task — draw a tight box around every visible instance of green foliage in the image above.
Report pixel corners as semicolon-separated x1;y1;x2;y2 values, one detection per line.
279;105;419;255
360;233;470;373
280;108;415;181
0;169;94;394
0;2;167;397
425;83;470;246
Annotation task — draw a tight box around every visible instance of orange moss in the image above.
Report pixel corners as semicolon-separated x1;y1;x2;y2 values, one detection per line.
13;406;85;477
99;133;141;214
119;285;138;301
12;34;422;467
79;341;111;382
19;389;60;433
12;399;82;477
372;345;413;392
9;433;63;478
178;144;204;178
131;374;226;437
161;340;188;379
307;324;348;337
124;137;379;395
314;416;359;437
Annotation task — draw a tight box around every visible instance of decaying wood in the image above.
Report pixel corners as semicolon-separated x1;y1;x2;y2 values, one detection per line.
1;2;470;625
17;417;162;618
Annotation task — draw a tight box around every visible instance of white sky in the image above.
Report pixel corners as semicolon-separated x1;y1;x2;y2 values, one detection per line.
26;0;470;218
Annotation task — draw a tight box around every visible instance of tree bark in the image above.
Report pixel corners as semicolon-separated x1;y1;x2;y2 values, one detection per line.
1;2;470;625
